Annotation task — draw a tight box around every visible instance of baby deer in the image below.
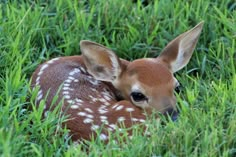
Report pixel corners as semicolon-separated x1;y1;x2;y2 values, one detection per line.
31;22;203;141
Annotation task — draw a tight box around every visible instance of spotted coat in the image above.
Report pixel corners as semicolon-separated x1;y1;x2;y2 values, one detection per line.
31;56;148;141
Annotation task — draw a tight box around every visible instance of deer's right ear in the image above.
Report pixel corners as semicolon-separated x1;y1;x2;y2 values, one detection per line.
158;22;204;73
80;40;123;83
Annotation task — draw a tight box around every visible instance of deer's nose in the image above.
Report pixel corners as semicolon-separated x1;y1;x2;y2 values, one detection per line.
163;107;179;121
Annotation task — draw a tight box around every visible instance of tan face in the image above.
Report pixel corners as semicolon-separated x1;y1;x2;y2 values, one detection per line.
80;22;203;119
117;59;178;113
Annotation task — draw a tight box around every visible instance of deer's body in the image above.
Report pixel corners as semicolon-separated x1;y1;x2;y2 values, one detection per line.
31;22;203;141
32;56;147;140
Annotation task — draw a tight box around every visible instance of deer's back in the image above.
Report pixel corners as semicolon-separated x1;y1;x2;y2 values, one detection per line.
31;56;145;141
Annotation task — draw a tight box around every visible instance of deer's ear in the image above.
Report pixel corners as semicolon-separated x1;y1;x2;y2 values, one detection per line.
158;22;204;73
80;40;123;82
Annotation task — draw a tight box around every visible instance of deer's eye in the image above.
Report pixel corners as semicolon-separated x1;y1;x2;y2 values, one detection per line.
130;92;147;102
174;82;182;93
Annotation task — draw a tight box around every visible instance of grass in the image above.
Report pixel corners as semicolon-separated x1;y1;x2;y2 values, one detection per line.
0;0;235;156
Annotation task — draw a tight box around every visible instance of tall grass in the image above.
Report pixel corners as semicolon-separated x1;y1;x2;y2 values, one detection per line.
0;0;235;156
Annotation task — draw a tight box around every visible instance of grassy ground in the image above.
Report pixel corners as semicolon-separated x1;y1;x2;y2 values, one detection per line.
0;0;235;156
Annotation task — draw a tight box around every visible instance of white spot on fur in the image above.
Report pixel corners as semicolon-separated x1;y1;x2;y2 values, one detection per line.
104;95;111;101
64;95;71;99
115;105;124;111
75;98;83;103
100;116;107;120
91;125;99;131
36;77;40;82
38;89;42;95
91;88;97;92
78;112;86;116
99;105;106;109
47;57;60;64
40;64;49;71
74;79;79;82
131;118;138;122
117;117;125;122
99;98;107;103
139;119;145;123
37;91;43;101
65;79;72;83
63;83;70;87
108;128;113;132
83;118;93;124
112;104;119;109
67;100;75;104
38;70;44;76
104;102;110;106
75;103;82;106
69;68;81;76
89;95;98;102
84;108;93;113
47;60;54;64
63;87;70;90
101;119;109;124
98;108;108;114
86;114;94;119
69;71;77;76
71;105;79;109
99;134;108;141
63;91;70;95
36;77;40;85
109;124;117;130
91;98;98;102
126;108;135;112
98;105;107;113
102;91;112;97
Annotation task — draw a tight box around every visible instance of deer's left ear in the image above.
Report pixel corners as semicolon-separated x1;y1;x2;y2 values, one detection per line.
80;40;123;83
158;22;204;73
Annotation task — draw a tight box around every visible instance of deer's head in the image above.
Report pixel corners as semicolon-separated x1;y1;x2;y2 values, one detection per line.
81;22;203;119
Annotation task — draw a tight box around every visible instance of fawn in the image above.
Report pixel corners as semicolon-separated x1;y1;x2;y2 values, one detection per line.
31;22;203;141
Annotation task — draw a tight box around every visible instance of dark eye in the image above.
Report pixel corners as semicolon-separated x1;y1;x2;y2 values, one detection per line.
130;92;147;102
174;83;182;93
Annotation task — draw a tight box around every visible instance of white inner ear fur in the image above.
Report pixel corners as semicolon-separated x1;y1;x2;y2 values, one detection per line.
171;31;202;72
168;22;203;73
108;52;122;80
80;40;122;83
171;47;185;73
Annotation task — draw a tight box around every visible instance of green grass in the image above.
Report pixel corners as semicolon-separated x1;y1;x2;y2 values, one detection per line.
0;0;235;156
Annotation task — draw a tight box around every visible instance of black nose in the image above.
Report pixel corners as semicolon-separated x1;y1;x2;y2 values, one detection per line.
164;108;179;121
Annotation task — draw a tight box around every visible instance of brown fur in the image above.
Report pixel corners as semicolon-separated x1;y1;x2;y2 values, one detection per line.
31;22;203;141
